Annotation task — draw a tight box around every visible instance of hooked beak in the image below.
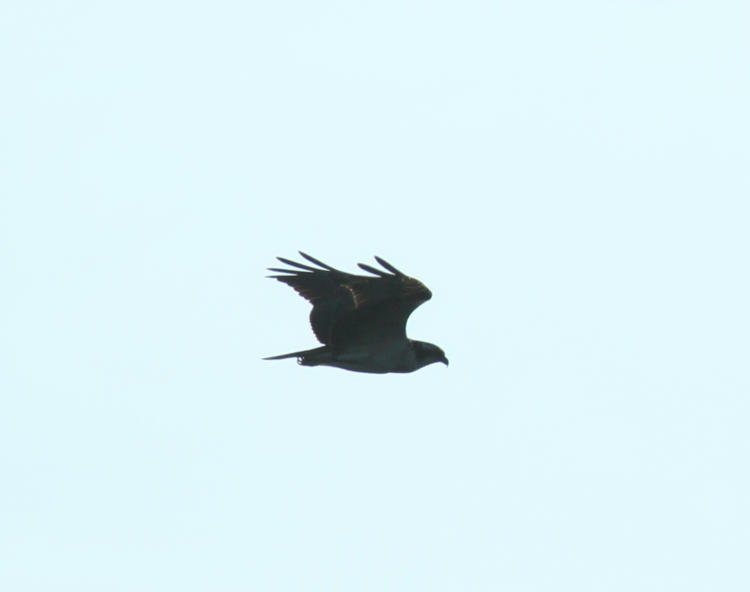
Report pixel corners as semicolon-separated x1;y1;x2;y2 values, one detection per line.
441;356;449;366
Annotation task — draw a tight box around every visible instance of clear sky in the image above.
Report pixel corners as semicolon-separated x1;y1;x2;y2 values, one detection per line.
3;1;749;590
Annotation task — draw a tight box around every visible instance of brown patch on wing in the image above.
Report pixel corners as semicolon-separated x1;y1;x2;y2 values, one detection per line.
341;284;361;307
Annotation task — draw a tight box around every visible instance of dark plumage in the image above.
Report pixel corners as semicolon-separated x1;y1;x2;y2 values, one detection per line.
264;252;448;373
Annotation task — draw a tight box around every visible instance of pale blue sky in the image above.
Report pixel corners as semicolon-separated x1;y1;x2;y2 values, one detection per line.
3;1;749;590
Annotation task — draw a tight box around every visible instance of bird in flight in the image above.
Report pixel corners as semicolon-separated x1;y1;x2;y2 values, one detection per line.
264;252;448;373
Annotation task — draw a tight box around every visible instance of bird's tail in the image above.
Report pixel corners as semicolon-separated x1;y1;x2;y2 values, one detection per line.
263;346;329;366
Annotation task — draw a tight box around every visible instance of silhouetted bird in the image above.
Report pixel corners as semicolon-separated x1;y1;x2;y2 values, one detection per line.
264;252;448;373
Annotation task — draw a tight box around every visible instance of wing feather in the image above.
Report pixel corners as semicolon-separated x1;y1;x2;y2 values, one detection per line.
357;262;390;277
298;251;340;271
374;256;405;276
275;257;319;272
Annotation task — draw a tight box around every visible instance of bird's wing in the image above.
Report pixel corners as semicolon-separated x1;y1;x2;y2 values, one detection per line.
267;252;432;346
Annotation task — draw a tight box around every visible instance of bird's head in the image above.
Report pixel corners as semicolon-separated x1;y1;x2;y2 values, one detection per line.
412;341;449;369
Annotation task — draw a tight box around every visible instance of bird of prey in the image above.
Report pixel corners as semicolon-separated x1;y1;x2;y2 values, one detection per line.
264;252;448;373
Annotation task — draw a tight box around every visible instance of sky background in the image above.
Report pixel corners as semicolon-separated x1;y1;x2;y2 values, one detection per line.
2;1;749;590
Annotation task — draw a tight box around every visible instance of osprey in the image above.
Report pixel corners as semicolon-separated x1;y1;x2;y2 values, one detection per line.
264;252;448;373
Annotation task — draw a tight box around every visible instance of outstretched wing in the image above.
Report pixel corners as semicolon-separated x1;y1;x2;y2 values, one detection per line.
267;252;432;346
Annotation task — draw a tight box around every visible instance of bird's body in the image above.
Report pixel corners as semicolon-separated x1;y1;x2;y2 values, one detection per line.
264;252;448;373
